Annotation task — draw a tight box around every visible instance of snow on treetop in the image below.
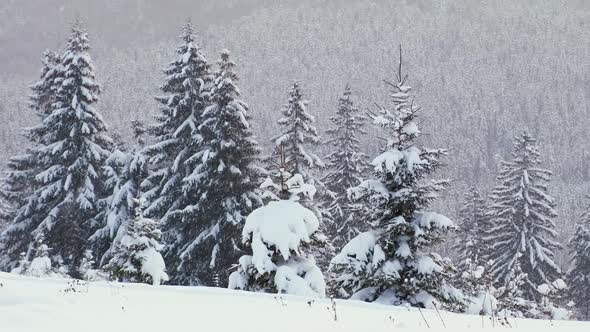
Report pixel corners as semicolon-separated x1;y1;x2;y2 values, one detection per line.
372;147;423;175
242;200;319;265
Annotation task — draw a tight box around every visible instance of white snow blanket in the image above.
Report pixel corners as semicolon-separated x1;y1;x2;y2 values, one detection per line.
0;272;588;332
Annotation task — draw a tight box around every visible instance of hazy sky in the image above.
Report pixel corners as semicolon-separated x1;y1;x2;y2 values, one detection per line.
0;0;274;76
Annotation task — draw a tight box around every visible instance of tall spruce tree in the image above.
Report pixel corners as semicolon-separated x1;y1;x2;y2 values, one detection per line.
172;49;263;286
0;50;62;242
488;131;562;302
143;20;211;219
331;51;462;310
272;82;325;179
567;197;590;320
322;85;369;248
454;186;489;270
271;82;333;269
142;21;211;284
0;21;113;276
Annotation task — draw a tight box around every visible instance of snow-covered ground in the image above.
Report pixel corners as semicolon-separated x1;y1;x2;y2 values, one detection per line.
0;272;588;332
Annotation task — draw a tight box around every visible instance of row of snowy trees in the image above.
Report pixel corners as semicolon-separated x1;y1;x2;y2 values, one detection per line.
0;20;588;321
0;20;363;288
454;133;590;319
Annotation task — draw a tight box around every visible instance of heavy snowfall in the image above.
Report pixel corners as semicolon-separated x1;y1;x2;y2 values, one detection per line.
0;1;590;330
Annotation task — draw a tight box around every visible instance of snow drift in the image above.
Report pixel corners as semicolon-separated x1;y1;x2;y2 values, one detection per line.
1;272;589;332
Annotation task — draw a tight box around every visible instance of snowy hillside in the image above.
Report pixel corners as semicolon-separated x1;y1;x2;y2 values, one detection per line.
0;272;588;332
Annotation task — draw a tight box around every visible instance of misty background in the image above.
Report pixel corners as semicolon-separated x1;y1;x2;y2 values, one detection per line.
1;0;589;267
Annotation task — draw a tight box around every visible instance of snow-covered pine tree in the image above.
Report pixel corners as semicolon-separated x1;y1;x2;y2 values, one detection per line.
330;50;462;310
229;165;326;297
167;49;263;286
0;156;36;268
536;279;572;319
143;20;211;217
272;81;325;179
453;186;489;270
0;50;62;253
90;148;148;267
0;21;113;276
488;131;563;303
141;21;211;284
105;198;168;286
495;255;571;320
322;85;369;248
567;196;590;320
27;243;53;278
271;81;333;269
456;259;497;315
496;256;537;319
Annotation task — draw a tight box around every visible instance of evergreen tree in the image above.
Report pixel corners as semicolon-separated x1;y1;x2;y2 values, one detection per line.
272;81;325;179
496;256;537;319
105;198;168;286
455;259;497;315
271;82;329;210
79;249;96;280
271;81;333;269
331;51;462;310
0;50;62;244
27;242;53;278
90;149;148;266
454;186;489;270
166;50;263;286
0;21;113;276
143;20;211;219
496;255;571;320
322;85;369;248
141;21;212;284
567;197;590;320
488;131;563;302
229;170;326;297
